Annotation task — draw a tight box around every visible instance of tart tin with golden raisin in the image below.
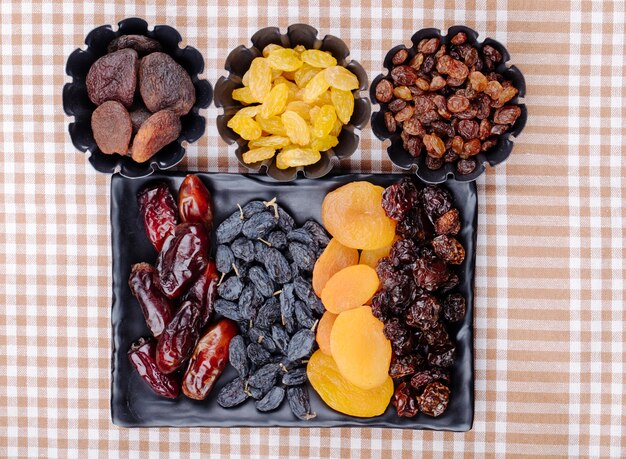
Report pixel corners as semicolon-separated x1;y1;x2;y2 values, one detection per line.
215;24;370;181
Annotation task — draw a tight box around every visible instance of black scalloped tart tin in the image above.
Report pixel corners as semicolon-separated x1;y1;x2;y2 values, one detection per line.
63;17;213;178
370;25;527;184
214;24;371;182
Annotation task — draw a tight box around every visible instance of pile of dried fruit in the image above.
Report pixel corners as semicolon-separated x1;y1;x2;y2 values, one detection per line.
127;175;237;401
87;35;196;163
375;33;522;175
212;199;329;419
228;44;359;169
373;177;467;417
305;181;397;417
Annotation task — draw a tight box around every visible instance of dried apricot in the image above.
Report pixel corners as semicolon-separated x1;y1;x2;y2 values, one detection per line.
321;264;379;314
324;66;359;91
307;350;393;417
275;146;320;169
330;306;392;390
359;243;393;269
300;49;337;68
316;311;337;355
86;48;138;108
242;147;275;164
91;100;132;155
312;238;359;296
321;182;396;250
330;88;354;124
139;52;195;116
131;110;181;163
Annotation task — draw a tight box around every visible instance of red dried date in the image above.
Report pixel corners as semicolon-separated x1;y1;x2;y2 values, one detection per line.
156;299;203;374
157;222;210;299
178;174;214;230
182;319;238;400
128;263;173;338
137;182;179;253
184;260;219;328
128;337;180;399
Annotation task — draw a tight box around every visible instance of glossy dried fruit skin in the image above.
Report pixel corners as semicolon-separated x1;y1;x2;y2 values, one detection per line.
86;48;138;107
137;182;179;253
330;306;392;390
128;337;180;399
432;234;465;264
178;174;214;230
182;260;218;328
494;105;522;125
128;263;173;338
443;293;466;322
324;66;359;91
406;293;441;328
389;353;425;379
392;381;419;417
434;208;461;235
321;264;379;314
381;177;419;221
156;299;202;374
421;186;453;221
375;78;394;103
322;181;397;250
307;350;394;417
139;52;195;116
287;385;316;420
91;100;132;154
157;223;209;299
391;65;419;86
131;110;181;163
216;377;249;407
108;34;162;56
227;114;262;141
182;319;238;400
413;256;450;292
418;381;450;417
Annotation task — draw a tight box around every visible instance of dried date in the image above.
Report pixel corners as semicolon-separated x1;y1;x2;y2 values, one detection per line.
128;262;173;338
137;182;178;253
156;299;202;374
128;337;180;399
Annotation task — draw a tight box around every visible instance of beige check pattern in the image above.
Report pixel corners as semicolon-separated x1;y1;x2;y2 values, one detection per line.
1;0;624;457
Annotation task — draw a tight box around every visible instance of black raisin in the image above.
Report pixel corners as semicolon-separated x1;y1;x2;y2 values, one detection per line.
241;200;266;218
288;242;316;272
216;378;249;408
216;244;235;274
228;335;249;378
248;362;281;395
287;228;319;253
255;386;285;412
216;211;243;244
292;276;312;303
276;206;295;232
271;325;290;353
279;284;297;334
242;211;277;239
287;386;316;420
238;283;262;320
295;300;315;329
248;266;275;298
215;299;243;321
287;329;316;361
282;367;307;386
262;248;292;283
267;230;288;250
302;220;330;248
255;297;281;329
217;276;244;301
231;237;255;263
247;342;272;366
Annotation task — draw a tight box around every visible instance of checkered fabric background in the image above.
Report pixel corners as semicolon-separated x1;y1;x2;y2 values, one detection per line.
1;0;624;457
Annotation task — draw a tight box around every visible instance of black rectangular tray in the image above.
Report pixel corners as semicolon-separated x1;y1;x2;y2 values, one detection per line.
111;172;476;430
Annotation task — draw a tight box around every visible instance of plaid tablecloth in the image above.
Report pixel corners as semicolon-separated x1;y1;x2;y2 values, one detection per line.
1;0;625;457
